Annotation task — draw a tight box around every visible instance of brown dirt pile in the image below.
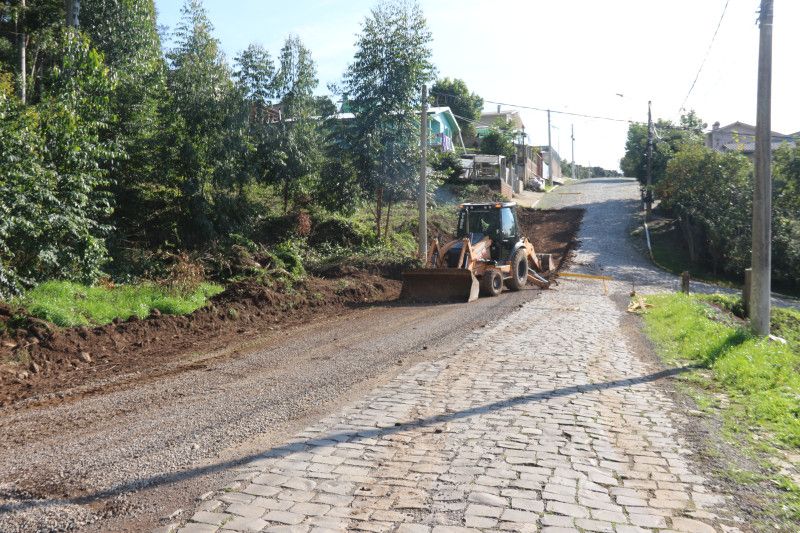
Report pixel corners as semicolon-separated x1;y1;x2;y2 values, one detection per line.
518;208;585;272
0;271;399;408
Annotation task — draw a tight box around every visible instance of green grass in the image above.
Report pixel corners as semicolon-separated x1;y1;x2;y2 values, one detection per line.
16;280;224;327
642;293;800;525
643;293;800;447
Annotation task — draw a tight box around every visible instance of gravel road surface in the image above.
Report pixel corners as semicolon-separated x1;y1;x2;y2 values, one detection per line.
0;284;543;532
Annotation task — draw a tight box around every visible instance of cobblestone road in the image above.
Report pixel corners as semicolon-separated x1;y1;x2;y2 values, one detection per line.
170;179;744;533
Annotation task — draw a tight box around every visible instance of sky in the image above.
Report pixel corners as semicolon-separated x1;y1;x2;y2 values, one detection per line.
153;0;800;171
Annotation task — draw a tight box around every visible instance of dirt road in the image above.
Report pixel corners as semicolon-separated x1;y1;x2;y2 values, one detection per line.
0;283;551;532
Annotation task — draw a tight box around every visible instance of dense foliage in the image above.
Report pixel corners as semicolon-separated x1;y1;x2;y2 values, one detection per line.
0;0;448;299
621;111;800;292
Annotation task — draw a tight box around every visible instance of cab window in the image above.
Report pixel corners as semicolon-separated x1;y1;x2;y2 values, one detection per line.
500;207;516;238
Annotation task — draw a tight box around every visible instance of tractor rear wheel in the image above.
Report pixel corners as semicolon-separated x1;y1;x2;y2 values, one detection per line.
506;249;528;291
479;270;503;297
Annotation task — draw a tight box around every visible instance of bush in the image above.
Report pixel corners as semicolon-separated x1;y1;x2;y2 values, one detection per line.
308;217;368;248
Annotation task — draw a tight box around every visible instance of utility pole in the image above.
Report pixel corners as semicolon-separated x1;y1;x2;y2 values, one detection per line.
418;84;428;261
17;0;26;104
751;0;774;336
645;101;654;215
65;0;80;27
547;110;553;187
571;124;576;180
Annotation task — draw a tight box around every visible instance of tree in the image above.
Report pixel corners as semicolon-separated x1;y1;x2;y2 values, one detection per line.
480;118;515;160
0;28;117;296
341;0;434;239
430;77;482;140
658;144;752;273
255;35;320;213
79;0;167;249
162;0;240;245
234;43;274;105
620;111;705;186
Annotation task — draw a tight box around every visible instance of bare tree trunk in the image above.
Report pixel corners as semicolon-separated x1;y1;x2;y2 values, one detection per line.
680;215;697;264
65;0;80;27
17;0;26;104
375;187;383;240
384;197;392;241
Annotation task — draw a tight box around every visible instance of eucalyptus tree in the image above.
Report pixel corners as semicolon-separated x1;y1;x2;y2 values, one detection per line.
162;0;239;245
341;0;434;238
263;34;320;213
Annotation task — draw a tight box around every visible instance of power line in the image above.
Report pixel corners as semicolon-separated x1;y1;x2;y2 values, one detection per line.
679;0;731;114
483;99;633;123
428;89;635;123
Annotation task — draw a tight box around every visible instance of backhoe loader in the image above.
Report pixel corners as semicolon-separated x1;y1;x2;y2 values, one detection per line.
401;202;552;303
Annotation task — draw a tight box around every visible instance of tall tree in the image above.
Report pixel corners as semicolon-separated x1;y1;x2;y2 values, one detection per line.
262;35;319;213
341;0;434;238
162;0;239;245
430;77;482;140
79;0;166;249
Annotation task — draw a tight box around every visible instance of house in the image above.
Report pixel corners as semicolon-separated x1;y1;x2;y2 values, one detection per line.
538;146;562;182
427;107;465;152
333;105;464;153
475;107;525;143
706;121;796;156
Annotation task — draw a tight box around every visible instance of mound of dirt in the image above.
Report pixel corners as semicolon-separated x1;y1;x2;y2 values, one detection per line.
0;272;400;408
518;208;584;272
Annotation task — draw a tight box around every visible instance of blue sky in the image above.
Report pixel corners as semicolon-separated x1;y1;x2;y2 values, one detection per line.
154;1;800;170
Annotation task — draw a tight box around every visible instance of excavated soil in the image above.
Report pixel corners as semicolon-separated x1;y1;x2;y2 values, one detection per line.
0;207;583;410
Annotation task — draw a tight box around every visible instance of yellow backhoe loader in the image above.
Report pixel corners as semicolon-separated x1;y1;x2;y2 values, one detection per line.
401;202;552;303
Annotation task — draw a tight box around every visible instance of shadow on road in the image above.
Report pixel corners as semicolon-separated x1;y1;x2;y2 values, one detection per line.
1;364;697;514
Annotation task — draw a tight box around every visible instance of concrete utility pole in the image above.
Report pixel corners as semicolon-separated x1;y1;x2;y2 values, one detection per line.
17;0;26;104
65;0;80;27
645;101;654;215
547;110;553;187
571;124;576;180
418;84;428;261
750;0;774;336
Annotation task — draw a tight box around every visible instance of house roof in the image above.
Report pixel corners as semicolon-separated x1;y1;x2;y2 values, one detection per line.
428;106;461;136
477;110;525;131
710;121;792;139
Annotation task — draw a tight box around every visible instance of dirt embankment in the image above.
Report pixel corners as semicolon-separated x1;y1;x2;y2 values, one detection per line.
0;207;583;410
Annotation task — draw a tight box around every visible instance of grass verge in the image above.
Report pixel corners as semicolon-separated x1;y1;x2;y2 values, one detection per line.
641;293;800;524
16;280;224;327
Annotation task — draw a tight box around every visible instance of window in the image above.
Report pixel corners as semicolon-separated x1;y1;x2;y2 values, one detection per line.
500;207;516;238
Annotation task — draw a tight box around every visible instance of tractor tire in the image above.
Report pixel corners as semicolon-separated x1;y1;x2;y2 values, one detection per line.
479;270;503;297
506;249;529;291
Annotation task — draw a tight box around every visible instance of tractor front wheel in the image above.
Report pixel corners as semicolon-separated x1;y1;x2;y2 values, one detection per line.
479;270;503;297
506;249;529;291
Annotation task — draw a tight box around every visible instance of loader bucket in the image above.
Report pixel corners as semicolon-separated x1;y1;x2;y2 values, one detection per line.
400;268;480;303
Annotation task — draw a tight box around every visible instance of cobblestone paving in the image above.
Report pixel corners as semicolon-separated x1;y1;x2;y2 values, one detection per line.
171;179;745;533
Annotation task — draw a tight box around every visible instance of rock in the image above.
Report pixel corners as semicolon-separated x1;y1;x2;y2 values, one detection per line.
78;352;92;363
149;309;162;318
768;334;788;345
17;371;29;380
29;361;41;374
